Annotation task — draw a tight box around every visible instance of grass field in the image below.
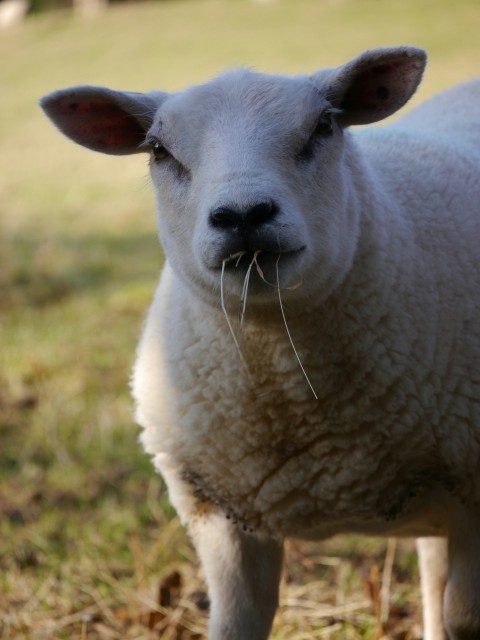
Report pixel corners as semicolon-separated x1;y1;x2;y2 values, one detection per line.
1;1;479;638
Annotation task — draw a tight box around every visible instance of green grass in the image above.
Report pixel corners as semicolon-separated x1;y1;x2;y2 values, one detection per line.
1;0;479;637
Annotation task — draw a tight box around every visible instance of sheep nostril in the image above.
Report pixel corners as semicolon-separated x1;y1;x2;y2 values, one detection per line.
209;206;243;229
209;200;279;230
246;200;279;226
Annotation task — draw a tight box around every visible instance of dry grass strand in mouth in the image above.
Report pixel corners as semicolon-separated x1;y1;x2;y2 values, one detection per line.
239;250;260;332
253;253;303;291
221;251;318;399
272;256;319;400
220;252;253;381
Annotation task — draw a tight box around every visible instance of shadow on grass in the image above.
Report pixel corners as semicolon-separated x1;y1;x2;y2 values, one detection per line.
1;230;164;310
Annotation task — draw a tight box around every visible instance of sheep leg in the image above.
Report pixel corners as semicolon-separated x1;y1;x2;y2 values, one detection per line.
190;512;284;640
417;537;448;640
444;504;480;640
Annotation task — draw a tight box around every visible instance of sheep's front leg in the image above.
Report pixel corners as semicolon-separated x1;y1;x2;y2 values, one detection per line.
444;504;480;640
417;537;448;640
190;512;284;640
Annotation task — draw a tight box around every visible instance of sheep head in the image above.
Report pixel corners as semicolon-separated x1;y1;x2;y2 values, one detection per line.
40;46;426;308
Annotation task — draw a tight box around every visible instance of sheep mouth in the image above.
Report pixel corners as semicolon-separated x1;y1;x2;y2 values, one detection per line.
216;248;306;297
219;247;305;274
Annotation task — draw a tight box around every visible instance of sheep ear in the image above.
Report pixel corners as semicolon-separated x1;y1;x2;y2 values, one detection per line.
39;86;168;155
315;47;427;126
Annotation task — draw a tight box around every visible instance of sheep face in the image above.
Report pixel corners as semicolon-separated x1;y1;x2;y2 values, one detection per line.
147;70;358;307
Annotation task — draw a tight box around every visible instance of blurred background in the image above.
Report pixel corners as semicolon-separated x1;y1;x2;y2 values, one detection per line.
1;1;479;638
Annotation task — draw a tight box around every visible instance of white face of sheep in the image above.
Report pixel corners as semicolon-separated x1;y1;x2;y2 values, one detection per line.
40;47;426;309
149;72;351;304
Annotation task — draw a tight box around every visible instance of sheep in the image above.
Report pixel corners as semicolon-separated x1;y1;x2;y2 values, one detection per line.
40;46;480;640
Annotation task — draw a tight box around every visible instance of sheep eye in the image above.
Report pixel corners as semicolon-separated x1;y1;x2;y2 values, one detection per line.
149;138;191;181
314;113;334;137
298;112;335;161
152;140;170;161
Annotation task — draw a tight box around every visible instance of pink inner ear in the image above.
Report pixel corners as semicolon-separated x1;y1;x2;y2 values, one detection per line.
341;58;420;120
54;96;145;152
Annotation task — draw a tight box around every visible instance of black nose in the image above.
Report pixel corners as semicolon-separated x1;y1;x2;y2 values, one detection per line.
209;200;279;230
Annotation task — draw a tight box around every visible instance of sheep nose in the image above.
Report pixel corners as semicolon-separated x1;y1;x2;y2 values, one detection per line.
209;200;279;230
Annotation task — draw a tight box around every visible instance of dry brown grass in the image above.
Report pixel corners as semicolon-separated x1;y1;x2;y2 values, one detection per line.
1;523;422;639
